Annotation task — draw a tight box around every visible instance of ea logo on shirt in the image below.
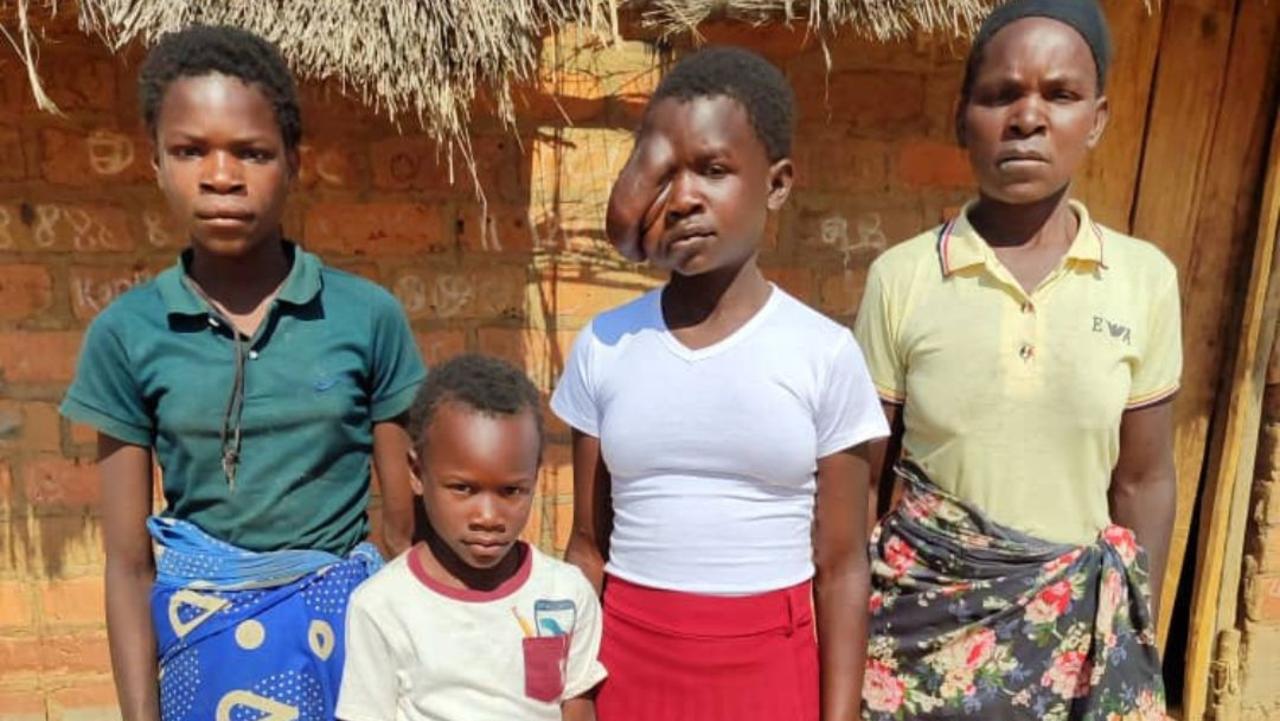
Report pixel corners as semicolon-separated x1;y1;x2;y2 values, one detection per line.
1092;316;1131;345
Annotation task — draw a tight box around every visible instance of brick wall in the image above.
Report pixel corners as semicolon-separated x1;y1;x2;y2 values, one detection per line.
1239;336;1280;720
0;19;984;719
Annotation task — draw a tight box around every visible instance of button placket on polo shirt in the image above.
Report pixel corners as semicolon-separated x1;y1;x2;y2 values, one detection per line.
980;254;1041;382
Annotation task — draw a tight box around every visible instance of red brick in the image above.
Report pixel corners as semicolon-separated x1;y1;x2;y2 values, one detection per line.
27;55;116;113
304;202;449;255
477;327;579;393
40;127;150;186
0;265;52;321
794;133;890;192
0;463;11;519
538;442;573;500
390;266;526;322
21;456;99;509
298;141;362;189
696;21;821;60
1258;480;1280;526
0;401;62;453
0;581;33;629
1254;520;1280;575
898;140;975;189
457;203;535;254
0;332;82;384
324;261;378;284
68;265;159;322
371;134;524;202
529;128;633;241
31;515;108;572
0;58;27;117
40;632;112;676
0;204;31;251
538;269;659;323
139;207;184;250
370;136;447;191
552;496;574;553
69;422;96;447
520;499;545;549
819;265;871;318
1246;573;1280;623
0;124;26;181
762;267;815;304
792;200;921;257
0;687;44;720
38;576;105;627
23;203;134;253
794;71;925;132
515;70;607;124
55;685;124;721
0;637;43;676
415;330;467;368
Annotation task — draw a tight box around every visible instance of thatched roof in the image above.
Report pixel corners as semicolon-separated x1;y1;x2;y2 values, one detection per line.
6;0;997;175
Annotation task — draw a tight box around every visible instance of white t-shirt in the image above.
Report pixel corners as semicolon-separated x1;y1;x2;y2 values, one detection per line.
550;285;889;595
336;544;607;721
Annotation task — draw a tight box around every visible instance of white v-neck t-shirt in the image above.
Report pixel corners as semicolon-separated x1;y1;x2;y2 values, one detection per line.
551;286;889;595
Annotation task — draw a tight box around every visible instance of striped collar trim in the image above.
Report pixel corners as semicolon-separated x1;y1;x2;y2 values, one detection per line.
938;200;1107;277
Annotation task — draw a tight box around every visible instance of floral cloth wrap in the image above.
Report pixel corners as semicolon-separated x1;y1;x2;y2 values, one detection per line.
863;463;1166;721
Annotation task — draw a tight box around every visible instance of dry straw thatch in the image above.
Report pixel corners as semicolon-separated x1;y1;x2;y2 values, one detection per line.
3;0;998;177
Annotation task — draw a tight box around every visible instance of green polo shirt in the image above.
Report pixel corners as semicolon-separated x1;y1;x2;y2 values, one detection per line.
61;243;426;555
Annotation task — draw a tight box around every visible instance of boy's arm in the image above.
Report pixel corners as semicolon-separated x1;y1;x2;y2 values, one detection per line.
336;600;400;721
99;435;160;721
562;696;596;721
813;445;872;721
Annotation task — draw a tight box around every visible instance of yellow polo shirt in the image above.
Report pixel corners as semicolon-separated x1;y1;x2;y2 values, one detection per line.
853;201;1181;544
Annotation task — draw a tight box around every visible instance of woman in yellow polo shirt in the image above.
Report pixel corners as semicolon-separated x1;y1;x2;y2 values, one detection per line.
853;1;1178;719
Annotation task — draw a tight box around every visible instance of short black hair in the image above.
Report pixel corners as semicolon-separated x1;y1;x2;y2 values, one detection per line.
408;354;544;456
960;2;1110;106
649;46;794;162
138;24;302;149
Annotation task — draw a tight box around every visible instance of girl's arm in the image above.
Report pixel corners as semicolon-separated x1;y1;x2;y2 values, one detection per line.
565;429;612;595
1109;400;1177;623
562;696;596;721
865;402;904;522
372;415;415;557
98;434;160;721
813;445;873;721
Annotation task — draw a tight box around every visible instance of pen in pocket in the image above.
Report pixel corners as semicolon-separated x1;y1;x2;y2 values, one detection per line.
511;607;535;638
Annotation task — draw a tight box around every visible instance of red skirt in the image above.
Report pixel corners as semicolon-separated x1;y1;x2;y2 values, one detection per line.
595;575;819;721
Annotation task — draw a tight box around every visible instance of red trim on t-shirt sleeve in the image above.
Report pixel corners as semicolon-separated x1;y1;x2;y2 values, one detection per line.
408;541;533;602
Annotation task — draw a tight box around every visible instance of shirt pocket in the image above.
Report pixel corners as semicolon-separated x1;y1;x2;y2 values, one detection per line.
522;635;569;703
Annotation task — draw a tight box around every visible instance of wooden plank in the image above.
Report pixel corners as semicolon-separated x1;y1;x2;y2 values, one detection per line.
1129;0;1239;651
1073;0;1165;231
1183;56;1280;721
1176;0;1280;716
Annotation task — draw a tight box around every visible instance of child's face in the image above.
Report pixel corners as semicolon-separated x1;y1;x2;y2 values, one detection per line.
628;95;792;275
152;72;297;259
412;402;540;571
958;17;1108;205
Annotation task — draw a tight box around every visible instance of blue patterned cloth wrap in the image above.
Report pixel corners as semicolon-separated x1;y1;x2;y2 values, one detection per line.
147;516;383;721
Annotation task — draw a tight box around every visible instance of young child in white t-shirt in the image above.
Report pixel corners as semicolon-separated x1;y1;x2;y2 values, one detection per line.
337;354;606;721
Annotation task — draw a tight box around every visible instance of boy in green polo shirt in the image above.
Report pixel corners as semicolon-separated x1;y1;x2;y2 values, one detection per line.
60;25;425;721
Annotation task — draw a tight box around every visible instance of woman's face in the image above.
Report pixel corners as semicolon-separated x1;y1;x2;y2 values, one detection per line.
958;17;1108;205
